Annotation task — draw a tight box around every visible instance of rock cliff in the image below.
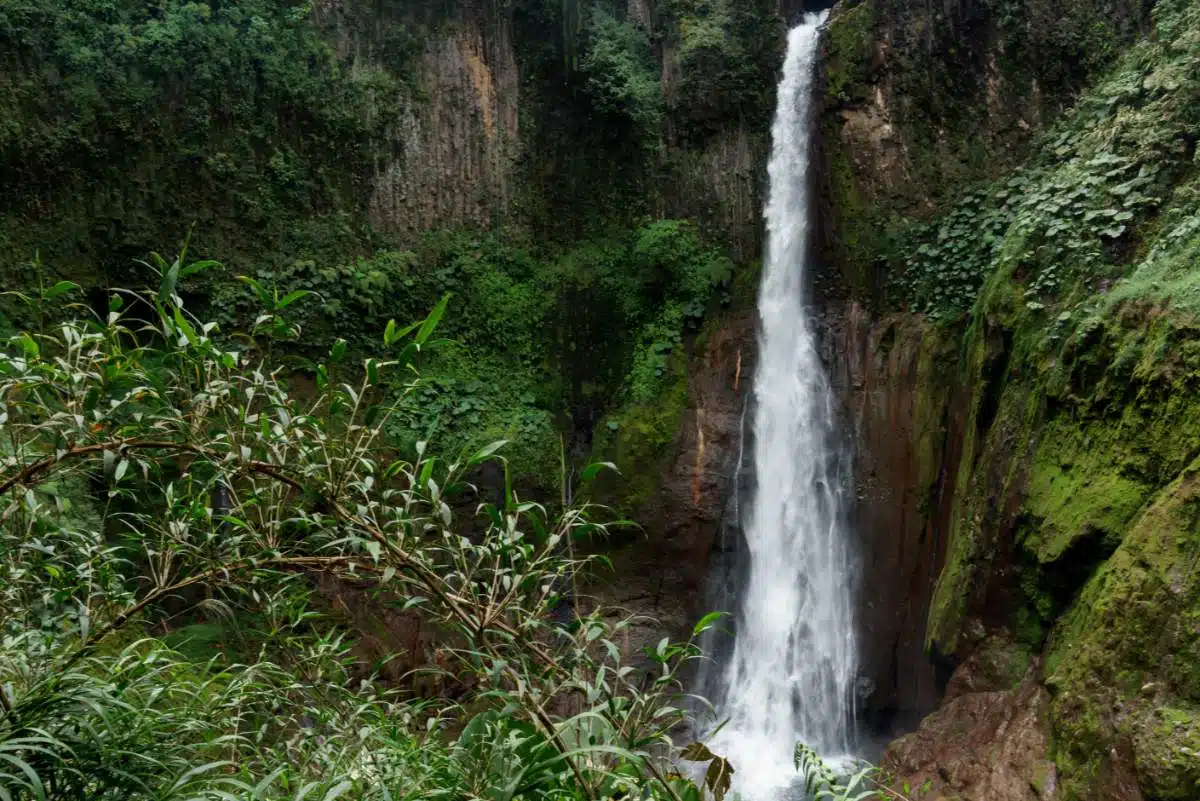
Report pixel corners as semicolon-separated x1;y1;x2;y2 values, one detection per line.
816;0;1200;797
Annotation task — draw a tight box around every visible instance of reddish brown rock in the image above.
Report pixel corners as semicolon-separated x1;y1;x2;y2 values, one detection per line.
822;303;965;735
588;304;757;653
884;657;1057;801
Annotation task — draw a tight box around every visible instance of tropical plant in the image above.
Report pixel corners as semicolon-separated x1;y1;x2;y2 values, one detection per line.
0;249;719;800
794;743;923;801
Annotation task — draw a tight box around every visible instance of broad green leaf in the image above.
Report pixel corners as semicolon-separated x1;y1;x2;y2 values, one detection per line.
415;293;451;345
692;611;725;636
384;318;421;348
18;333;37;359
174;307;199;346
180;259;220;277
581;461;617;483
237;275;271;308
0;753;47;801
43;280;79;300
276;289;314;309
169;761;233;792
469;440;508;464
159;259;182;304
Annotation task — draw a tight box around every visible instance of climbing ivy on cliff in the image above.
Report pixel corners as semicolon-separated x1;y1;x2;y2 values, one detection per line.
895;0;1199;323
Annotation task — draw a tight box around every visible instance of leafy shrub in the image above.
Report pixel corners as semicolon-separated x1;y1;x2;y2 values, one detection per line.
661;0;782;137
897;186;1014;321
0;0;402;279
579;5;663;146
0;255;725;800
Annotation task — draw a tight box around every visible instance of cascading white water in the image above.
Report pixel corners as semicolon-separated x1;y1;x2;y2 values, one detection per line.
707;12;858;798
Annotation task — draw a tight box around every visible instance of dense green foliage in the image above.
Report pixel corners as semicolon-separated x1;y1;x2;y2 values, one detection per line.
0;0;406;282
513;0;781;246
662;0;783;140
578;6;663;147
0;0;760;496
896;0;1199;322
0;265;744;800
820;0;1154;297
160;219;731;489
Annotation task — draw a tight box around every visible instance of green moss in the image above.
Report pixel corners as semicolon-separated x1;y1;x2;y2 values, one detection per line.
591;348;690;515
822;2;874;105
976;636;1034;689
927;323;1036;655
911;319;957;496
1043;456;1200;797
1023;420;1149;563
1135;706;1200;800
826;0;1200;796
822;115;879;298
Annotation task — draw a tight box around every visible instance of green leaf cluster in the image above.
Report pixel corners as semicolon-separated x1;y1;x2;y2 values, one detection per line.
0;262;723;801
0;0;407;281
579;5;663;147
894;0;1200;323
661;0;782;138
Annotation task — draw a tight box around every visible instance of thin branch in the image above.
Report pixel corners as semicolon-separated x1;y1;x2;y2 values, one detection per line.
60;555;360;672
0;438;306;496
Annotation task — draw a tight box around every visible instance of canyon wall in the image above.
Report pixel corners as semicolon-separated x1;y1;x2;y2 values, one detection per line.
816;0;1200;798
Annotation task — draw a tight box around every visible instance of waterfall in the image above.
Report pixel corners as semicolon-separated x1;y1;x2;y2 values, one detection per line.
707;12;858;798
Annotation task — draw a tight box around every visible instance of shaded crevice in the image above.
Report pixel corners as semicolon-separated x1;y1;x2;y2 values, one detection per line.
973;328;1013;459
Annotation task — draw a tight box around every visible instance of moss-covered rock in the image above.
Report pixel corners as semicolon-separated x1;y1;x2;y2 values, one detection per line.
824;2;1200;796
822;1;873;107
591;347;691;516
1134;706;1200;800
1045;456;1200;798
1022;420;1150;565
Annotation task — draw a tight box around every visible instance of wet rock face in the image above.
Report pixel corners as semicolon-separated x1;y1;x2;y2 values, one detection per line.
367;12;520;241
659;123;768;263
312;2;520;241
318;0;779;254
589;305;757;648
813;2;1200;798
813;0;1152;296
819;303;962;737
